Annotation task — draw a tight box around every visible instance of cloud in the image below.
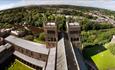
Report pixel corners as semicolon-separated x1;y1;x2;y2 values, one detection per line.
0;0;115;11
0;3;14;10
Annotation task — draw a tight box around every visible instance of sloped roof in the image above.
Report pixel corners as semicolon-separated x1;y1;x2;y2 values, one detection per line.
14;51;46;68
56;38;68;70
5;35;49;55
0;45;5;53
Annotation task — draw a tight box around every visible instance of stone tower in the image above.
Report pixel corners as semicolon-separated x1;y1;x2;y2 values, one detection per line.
66;22;81;48
44;22;58;48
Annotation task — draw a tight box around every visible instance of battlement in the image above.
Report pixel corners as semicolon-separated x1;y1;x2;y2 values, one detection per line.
44;22;58;48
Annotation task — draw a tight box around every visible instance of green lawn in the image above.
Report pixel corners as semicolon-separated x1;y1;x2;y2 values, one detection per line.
92;50;115;70
83;42;115;70
8;59;32;70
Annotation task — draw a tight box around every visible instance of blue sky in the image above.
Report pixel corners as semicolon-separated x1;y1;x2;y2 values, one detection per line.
0;0;115;11
0;0;19;5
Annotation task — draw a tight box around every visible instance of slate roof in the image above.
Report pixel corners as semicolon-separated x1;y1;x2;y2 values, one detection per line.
14;51;46;68
5;35;49;55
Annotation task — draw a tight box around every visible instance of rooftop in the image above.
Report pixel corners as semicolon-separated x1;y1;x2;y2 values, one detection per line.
14;51;46;68
5;35;49;55
0;45;5;53
0;43;12;53
46;22;56;26
69;22;79;26
57;38;68;70
4;43;12;49
46;47;56;70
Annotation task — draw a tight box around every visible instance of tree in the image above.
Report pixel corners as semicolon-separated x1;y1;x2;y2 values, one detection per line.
47;15;55;22
56;16;66;31
39;32;45;41
106;43;115;55
24;35;34;41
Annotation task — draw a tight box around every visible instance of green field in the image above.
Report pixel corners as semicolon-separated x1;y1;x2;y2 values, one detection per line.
83;42;115;70
92;50;115;70
8;59;32;70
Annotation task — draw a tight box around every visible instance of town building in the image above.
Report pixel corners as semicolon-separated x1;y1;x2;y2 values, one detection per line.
11;30;26;37
0;29;11;37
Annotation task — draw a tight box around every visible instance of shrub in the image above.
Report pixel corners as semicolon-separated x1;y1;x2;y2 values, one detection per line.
39;32;45;41
80;19;113;31
106;43;115;55
81;28;115;48
24;35;34;41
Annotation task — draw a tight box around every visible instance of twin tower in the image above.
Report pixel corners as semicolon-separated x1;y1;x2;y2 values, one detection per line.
44;21;81;48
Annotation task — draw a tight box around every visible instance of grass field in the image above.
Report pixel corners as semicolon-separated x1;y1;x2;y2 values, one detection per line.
8;59;32;70
92;50;115;70
84;43;115;70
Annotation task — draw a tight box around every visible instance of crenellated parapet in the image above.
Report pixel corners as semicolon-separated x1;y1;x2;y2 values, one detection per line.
44;22;58;48
66;21;81;48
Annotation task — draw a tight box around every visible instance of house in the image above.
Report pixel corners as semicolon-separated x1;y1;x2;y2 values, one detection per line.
0;29;11;37
11;30;26;37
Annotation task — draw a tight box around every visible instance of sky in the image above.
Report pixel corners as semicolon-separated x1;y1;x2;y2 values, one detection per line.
0;0;115;11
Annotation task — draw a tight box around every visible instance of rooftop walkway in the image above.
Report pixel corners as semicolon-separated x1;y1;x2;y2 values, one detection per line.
57;38;68;70
56;32;80;70
45;47;56;70
57;32;88;70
